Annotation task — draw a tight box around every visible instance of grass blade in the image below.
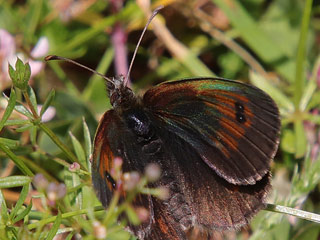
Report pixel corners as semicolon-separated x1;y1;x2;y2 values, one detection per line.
0;89;16;132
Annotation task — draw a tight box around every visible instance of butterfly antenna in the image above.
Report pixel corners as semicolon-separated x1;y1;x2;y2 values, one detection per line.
44;55;114;85
124;5;164;86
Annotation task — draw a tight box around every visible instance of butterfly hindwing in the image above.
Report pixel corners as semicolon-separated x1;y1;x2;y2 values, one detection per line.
92;109;191;239
156;129;271;229
92;110;155;237
143;78;280;185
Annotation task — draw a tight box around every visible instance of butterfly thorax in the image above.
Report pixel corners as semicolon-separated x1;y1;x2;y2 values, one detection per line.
107;75;139;111
107;76;152;140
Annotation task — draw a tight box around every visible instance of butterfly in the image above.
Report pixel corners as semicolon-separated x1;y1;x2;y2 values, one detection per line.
91;76;280;239
45;6;280;239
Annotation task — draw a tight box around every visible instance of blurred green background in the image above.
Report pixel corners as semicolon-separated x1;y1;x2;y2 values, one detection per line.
0;0;320;239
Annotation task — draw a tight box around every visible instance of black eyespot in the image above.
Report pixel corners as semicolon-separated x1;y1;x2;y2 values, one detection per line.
236;113;246;123
235;102;245;112
235;102;246;123
105;171;116;189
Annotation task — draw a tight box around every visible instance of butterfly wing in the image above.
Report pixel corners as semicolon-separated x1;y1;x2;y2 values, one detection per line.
91;110;155;238
91;109;189;239
155;128;271;229
143;78;280;185
92;77;280;238
92;110;116;206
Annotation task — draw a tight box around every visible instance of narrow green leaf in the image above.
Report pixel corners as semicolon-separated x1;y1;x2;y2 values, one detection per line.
15;58;24;72
69;132;87;171
214;0;296;82
294;119;307;158
40;89;55;117
8;64;16;82
0;138;19;149
65;231;74;240
249;71;294;112
20;59;31;87
15;124;33;132
4;119;30;126
183;52;215;77
14;104;33;118
0;190;9;223
0;143;34;176
46;211;62;240
294;0;313;108
280;129;295;154
301;55;320;111
125;205;140;225
0;176;32;188
27;86;38;115
30;126;37;145
0;89;16;132
64;169;82;208
82;118;92;170
12;201;32;224
72;174;83;209
10;184;30;220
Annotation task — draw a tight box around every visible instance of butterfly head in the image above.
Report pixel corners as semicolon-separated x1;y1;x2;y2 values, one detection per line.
107;75;137;110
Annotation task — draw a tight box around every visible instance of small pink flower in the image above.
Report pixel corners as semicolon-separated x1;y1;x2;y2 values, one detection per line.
0;29;49;89
29;36;49;78
38;105;56;122
0;29;16;87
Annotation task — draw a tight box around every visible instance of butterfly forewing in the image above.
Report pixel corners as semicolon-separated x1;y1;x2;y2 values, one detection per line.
143;78;280;185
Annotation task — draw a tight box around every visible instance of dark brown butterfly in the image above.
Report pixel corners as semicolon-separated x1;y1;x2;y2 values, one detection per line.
46;6;280;240
91;76;279;239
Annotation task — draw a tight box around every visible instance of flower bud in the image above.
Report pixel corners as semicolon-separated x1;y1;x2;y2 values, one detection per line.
123;171;141;191
69;162;80;172
145;163;161;182
135;207;149;222
93;221;107;239
33;173;49;191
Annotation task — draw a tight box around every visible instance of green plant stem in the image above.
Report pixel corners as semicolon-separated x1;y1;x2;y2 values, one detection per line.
103;191;120;224
22;91;39;119
27;206;105;230
0;143;34;177
265;203;320;224
294;0;313;109
37;123;84;169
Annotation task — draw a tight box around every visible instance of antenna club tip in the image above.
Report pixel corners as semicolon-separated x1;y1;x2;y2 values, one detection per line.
44;55;59;61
